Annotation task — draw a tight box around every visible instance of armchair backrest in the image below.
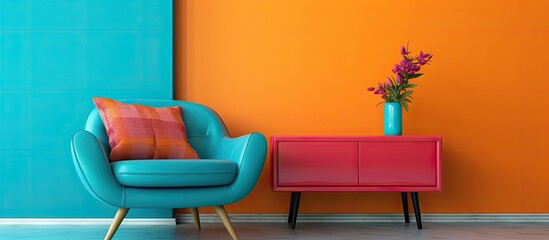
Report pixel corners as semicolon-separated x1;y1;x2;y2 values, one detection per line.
84;99;229;159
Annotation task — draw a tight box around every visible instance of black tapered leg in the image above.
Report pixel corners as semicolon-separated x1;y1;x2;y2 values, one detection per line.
401;192;410;223
411;192;423;229
288;192;296;224
288;192;301;229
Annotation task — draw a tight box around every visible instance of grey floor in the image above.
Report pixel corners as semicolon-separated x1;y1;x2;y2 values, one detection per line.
1;222;549;240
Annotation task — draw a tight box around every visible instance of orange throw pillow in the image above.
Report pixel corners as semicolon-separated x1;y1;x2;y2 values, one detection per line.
92;97;199;161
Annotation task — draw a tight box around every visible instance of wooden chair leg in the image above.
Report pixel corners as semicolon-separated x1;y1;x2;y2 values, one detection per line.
105;208;129;240
191;207;201;230
214;205;239;240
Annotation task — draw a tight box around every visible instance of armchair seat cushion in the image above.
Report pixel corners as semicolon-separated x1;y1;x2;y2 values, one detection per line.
111;159;237;187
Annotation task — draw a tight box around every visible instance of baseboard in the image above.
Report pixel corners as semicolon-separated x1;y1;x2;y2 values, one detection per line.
0;218;175;225
5;214;549;225
176;214;549;223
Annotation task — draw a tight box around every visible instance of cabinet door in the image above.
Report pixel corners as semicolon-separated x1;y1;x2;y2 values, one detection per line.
359;141;437;186
277;142;358;187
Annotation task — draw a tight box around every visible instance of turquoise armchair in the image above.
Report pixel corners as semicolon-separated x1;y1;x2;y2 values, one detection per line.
70;100;267;240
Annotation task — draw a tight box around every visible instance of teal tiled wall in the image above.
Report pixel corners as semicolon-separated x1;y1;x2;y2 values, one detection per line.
0;1;173;217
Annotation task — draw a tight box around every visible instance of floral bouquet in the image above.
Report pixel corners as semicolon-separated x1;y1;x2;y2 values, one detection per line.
367;44;433;111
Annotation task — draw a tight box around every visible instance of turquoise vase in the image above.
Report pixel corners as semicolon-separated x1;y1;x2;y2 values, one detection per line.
384;102;402;136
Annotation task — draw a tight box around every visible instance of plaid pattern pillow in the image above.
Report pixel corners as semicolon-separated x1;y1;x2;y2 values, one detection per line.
92;97;199;161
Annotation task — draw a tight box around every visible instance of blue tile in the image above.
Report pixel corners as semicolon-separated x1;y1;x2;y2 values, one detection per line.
1;31;171;91
0;151;34;212
1;32;86;90
0;150;171;218
0;91;33;150
1;0;171;31
0;91;79;151
0;92;4;148
0;23;3;88
79;31;172;91
0;1;3;30
29;91;83;150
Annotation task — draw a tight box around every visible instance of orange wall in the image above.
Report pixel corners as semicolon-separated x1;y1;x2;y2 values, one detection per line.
174;0;549;214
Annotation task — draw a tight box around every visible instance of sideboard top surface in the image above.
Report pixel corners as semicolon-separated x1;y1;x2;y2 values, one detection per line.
272;135;441;142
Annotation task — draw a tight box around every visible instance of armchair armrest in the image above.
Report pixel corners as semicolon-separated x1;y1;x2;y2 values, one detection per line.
211;133;267;202
71;130;124;207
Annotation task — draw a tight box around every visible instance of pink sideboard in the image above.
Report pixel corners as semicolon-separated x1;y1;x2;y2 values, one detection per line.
271;136;442;229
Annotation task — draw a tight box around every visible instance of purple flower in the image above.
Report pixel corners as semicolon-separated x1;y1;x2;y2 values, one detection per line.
417;51;432;65
394;58;422;75
366;44;433;111
419;51;430;58
374;88;386;95
408;64;421;75
391;64;399;73
400;46;409;55
386;78;394;87
395;59;414;75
